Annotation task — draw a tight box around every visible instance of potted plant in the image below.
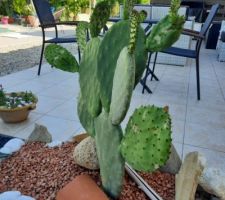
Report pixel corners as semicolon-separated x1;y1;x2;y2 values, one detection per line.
44;0;184;199
25;3;39;27
0;85;38;123
0;0;14;24
13;0;27;25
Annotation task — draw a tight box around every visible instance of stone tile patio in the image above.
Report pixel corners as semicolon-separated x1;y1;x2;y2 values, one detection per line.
0;46;225;170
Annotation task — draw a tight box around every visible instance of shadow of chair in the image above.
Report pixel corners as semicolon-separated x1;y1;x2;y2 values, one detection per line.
32;0;81;75
143;3;220;100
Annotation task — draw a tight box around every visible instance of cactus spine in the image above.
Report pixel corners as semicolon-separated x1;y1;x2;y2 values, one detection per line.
44;0;185;198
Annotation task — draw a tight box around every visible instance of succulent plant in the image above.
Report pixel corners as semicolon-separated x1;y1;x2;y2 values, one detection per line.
44;0;184;198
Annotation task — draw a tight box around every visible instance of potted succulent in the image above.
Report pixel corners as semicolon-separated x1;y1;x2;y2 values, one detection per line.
44;0;184;199
0;0;14;24
0;85;38;123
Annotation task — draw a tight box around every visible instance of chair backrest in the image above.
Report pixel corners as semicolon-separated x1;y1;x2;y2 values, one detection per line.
32;0;55;26
151;5;188;20
200;3;220;36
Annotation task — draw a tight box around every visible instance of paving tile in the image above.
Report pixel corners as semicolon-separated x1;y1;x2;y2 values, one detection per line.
186;106;225;128
0;112;43;137
17;115;82;141
34;95;65;114
184;122;225;153
183;144;225;169
47;98;79;121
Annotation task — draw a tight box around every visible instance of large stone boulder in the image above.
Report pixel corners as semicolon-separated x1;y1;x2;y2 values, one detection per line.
73;136;99;170
28;123;52;143
199;167;225;200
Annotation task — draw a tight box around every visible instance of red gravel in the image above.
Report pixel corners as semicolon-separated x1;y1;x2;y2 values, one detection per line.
0;142;175;200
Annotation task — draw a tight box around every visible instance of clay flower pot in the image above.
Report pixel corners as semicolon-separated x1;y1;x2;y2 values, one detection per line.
0;92;38;123
56;174;109;200
1;16;9;24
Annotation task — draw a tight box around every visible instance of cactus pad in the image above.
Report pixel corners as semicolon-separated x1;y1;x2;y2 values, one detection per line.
110;47;135;125
95;111;125;198
90;1;111;38
77;94;95;137
120;105;172;172
97;20;147;112
76;21;89;52
146;14;184;52
79;38;102;117
44;44;79;72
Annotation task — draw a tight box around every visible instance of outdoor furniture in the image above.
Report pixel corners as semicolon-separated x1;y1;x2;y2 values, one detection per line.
216;20;225;61
144;4;220;100
33;0;80;75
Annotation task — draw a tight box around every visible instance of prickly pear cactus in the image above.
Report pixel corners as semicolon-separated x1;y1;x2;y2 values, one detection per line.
94;111;125;199
44;44;79;72
110;46;135;125
97;20;147;112
146;0;185;52
77;94;95;137
90;1;111;38
79;38;102;118
76;21;89;52
123;0;136;20
120;105;172;172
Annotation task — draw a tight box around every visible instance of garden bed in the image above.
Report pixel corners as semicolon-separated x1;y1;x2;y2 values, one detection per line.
0;141;175;200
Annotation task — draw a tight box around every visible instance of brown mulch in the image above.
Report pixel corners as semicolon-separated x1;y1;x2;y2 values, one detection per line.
0;141;175;200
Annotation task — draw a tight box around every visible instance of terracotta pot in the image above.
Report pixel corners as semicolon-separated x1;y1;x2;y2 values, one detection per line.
1;16;9;24
8;17;14;24
27;15;39;27
56;174;109;200
0;93;38;123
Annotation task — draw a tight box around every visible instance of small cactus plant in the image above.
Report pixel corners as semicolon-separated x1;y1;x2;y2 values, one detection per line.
44;0;185;198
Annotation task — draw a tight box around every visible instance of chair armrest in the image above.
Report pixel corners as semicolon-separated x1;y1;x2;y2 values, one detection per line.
182;28;204;39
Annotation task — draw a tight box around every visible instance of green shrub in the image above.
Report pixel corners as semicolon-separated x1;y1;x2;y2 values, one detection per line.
0;0;13;17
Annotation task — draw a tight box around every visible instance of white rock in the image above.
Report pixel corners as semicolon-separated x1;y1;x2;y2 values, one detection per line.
199;167;225;200
0;146;12;154
46;141;63;148
17;195;35;200
73;136;99;170
0;138;25;155
0;191;21;200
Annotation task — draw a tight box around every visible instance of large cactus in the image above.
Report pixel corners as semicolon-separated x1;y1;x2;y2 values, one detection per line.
44;0;185;198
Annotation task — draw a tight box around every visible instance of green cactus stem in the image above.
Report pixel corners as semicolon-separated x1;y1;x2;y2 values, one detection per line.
44;44;79;72
90;1;111;38
76;21;90;52
95;111;125;199
123;0;136;20
128;10;139;54
79;37;102;118
110;46;135;125
97;20;147;112
77;94;95;137
120;105;172;172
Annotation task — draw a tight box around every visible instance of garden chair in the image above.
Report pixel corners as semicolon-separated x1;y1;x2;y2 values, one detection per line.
32;0;81;75
143;3;220;100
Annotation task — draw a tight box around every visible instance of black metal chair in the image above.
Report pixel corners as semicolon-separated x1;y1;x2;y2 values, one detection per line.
32;0;81;75
143;3;220;100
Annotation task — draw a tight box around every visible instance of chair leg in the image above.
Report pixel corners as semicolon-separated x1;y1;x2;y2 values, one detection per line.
142;53;152;94
78;46;81;63
150;52;158;81
38;42;45;76
196;57;201;100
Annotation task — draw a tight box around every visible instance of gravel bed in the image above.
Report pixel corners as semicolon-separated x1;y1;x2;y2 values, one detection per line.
0;43;78;77
0;141;175;200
